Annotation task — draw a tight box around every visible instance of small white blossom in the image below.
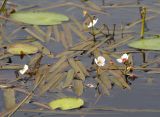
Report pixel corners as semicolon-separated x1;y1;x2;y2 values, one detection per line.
86;83;96;88
117;53;129;63
95;56;105;66
88;18;98;28
19;64;29;75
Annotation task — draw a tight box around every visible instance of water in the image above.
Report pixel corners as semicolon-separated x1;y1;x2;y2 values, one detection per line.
1;0;160;116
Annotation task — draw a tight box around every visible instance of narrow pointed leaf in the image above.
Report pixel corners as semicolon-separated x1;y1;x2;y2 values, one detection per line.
49;56;67;72
76;61;89;76
73;79;84;96
63;69;75;88
3;88;16;110
68;58;85;81
31;41;54;58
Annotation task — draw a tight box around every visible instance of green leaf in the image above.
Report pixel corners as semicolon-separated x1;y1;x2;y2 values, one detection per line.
128;38;160;50
49;97;84;110
10;12;69;25
7;43;38;55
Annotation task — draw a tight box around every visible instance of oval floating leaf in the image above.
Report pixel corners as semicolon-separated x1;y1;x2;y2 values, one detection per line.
7;43;38;55
10;12;69;25
128;38;160;50
49;97;84;110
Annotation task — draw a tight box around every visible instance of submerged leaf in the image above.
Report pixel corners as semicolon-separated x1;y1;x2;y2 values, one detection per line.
3;88;16;110
68;58;85;81
31;41;54;58
10;12;69;25
7;43;38;55
63;69;75;88
49;97;84;110
73;79;84;96
128;38;160;50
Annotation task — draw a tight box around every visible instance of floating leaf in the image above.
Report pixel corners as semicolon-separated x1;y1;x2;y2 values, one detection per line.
128;38;160;50
49;97;84;110
10;12;69;25
7;43;38;55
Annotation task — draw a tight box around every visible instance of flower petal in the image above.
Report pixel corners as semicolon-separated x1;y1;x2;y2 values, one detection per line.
98;56;105;63
87;18;98;28
94;58;98;64
117;58;122;63
19;64;29;75
100;62;105;66
122;53;129;59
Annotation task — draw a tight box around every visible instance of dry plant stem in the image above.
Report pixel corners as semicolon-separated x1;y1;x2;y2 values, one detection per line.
125;15;156;29
104;67;160;71
97;66;100;76
140;7;146;39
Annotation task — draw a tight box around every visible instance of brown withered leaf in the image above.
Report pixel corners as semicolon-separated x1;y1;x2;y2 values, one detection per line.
63;69;75;88
39;73;64;95
46;26;53;41
31;41;54;58
53;25;60;42
69;16;83;31
84;1;102;11
95;78;110;96
59;31;69;49
76;60;89;76
68;58;85;81
109;70;131;89
3;88;16;110
49;56;67;72
73;79;83;96
24;27;45;42
99;72;112;89
69;24;88;41
62;23;73;47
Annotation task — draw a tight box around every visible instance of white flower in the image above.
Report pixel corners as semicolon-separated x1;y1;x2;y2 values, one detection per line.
86;83;96;88
94;56;105;66
19;64;29;75
87;18;98;28
117;53;129;63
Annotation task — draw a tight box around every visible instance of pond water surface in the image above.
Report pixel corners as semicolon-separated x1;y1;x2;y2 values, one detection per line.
1;0;160;117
